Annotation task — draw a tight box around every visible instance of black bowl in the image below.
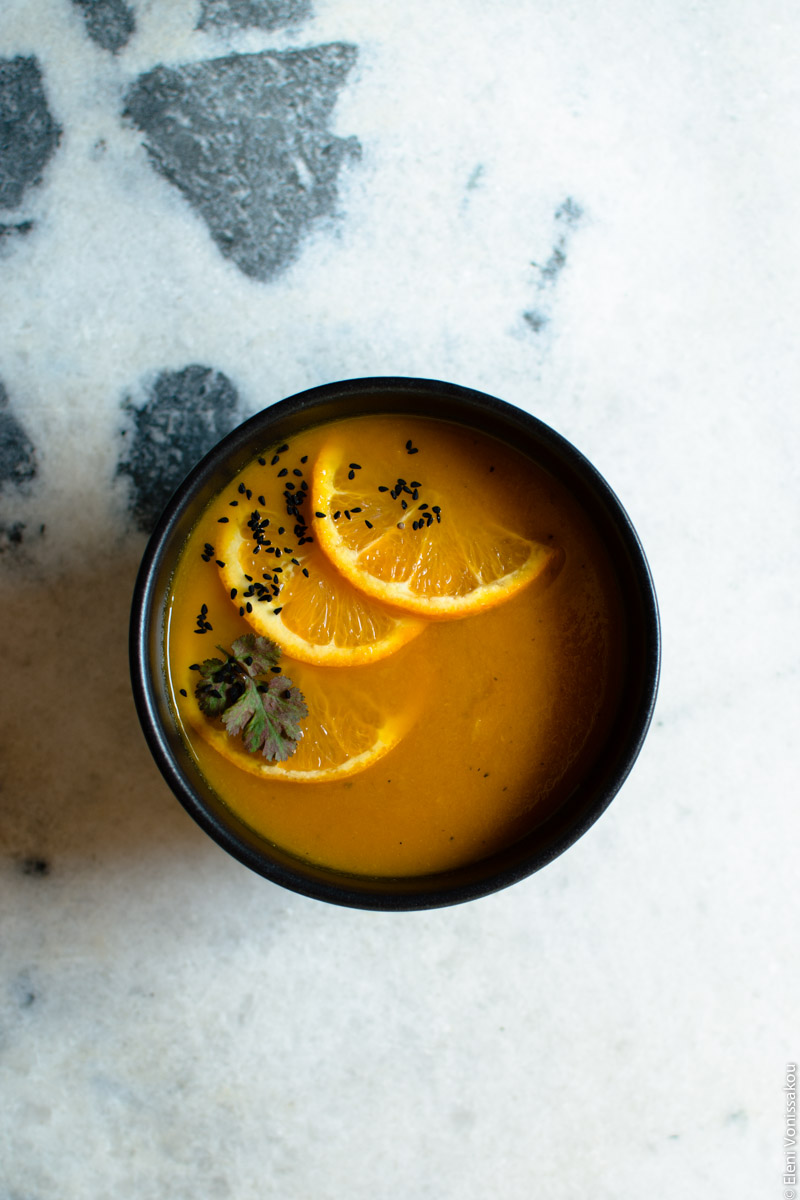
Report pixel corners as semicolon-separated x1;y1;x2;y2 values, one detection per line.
130;376;660;910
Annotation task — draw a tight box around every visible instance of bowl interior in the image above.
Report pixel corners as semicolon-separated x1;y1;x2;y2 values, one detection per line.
130;377;660;910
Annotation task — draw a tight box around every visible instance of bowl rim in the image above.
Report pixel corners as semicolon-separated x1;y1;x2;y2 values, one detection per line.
130;375;661;910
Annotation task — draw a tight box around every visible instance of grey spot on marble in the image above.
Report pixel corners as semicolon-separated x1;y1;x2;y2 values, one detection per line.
0;381;37;494
10;971;37;1009
555;196;584;226
197;0;312;33
466;164;484;192
71;0;135;53
725;1108;748;1127
524;196;584;334
0;57;62;210
122;45;360;280
0;520;26;552
20;856;51;877
522;309;548;333
0;219;34;242
117;365;242;533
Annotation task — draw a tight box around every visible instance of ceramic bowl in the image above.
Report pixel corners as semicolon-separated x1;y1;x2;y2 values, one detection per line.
130;376;660;909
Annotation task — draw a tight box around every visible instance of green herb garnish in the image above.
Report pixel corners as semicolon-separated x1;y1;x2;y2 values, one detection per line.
194;634;307;761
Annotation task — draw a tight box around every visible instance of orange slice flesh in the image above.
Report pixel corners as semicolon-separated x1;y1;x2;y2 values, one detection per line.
311;425;560;619
216;497;425;667
178;655;420;783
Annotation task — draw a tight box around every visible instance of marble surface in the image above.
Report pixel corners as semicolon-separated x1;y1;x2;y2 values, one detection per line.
1;2;796;1196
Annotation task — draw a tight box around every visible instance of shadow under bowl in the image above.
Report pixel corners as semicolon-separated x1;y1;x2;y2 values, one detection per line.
130;376;660;910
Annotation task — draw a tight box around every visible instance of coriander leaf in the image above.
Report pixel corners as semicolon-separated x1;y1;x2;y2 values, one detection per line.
231;633;281;676
192;637;306;760
254;677;308;761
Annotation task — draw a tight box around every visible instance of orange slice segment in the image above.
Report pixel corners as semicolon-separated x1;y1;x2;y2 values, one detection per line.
215;478;425;667
178;655;420;784
311;422;560;619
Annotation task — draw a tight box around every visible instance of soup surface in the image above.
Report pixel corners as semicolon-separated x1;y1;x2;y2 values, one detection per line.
165;413;624;876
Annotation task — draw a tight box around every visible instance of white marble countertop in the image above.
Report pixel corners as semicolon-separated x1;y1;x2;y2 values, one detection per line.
1;2;796;1196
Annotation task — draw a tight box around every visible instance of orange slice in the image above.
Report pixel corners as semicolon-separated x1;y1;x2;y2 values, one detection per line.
311;422;560;619
215;469;425;666
178;655;420;783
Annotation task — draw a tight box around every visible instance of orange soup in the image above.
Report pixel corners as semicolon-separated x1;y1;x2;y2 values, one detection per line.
164;414;624;877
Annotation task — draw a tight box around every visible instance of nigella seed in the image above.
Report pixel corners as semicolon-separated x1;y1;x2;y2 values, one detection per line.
246;602;252;613
216;560;225;568
293;468;302;477
230;588;237;598
270;666;282;673
407;446;419;454
350;507;362;513
238;483;246;494
348;470;355;480
349;463;361;470
273;607;283;615
302;567;309;577
315;512;326;519
418;503;429;510
401;500;407;510
258;457;266;466
271;455;280;466
239;606;244;616
278;468;288;477
278;444;289;453
333;511;341;520
201;554;210;562
229;500;238;507
218;516;229;523
345;511;351;520
179;688;187;697
378;485;388;493
259;496;266;506
245;489;252;500
300;455;308;463
300;479;308;491
405;440;412;449
365;519;373;529
189;663;200;671
410;481;421;488
244;574;253;581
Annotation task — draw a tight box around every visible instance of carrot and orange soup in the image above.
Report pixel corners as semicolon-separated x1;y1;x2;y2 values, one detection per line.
164;414;624;877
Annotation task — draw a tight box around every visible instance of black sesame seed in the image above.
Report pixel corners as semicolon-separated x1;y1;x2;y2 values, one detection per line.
238;483;246;494
410;481;421;488
271;455;280;466
350;507;361;513
345;511;351;520
405;440;412;449
278;444;289;453
278;468;288;477
302;567;309;577
408;447;419;454
239;606;244;616
189;663;200;671
378;485;388;493
229;500;238;507
230;588;237;598
179;688;187;697
216;560;225;568
349;462;361;470
246;602;252;613
258;496;266;506
365;519;373;529
348;470;355;480
315;512;326;519
218;516;229;523
333;511;341;520
293;468;303;477
270;666;282;673
273;607;283;615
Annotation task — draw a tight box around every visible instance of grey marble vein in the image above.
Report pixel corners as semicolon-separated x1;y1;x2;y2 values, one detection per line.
71;0;136;54
0;56;61;210
122;45;360;280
